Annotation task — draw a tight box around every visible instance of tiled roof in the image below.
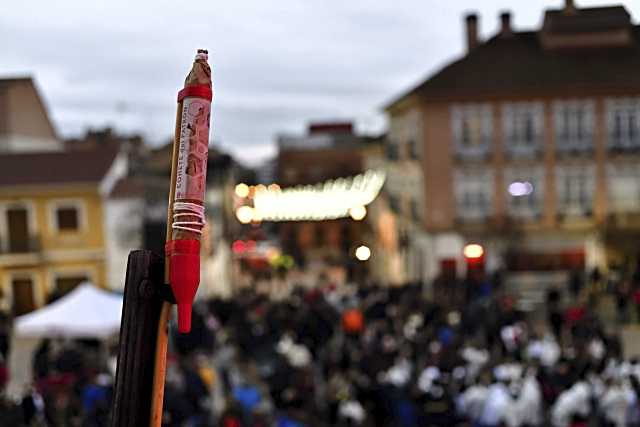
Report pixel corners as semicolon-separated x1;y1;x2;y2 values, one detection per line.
387;6;640;106
109;177;145;199
0;146;119;187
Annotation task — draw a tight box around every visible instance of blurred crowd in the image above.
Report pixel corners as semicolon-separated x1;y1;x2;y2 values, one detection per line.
157;269;640;427
3;269;640;426
0;337;116;426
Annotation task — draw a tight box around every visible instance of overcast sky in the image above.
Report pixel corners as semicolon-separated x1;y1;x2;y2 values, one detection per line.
2;0;639;165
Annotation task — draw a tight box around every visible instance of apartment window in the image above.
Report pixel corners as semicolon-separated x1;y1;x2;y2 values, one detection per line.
6;206;30;253
554;100;594;152
556;166;594;216
452;104;492;158
408;140;419;160
606;98;640;150
386;142;399;161
505;168;543;218
503;102;544;157
454;170;493;221
607;164;640;212
461;192;489;213
50;200;85;233
57;207;79;231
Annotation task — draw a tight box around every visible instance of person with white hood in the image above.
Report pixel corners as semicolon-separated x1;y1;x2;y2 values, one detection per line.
599;377;634;427
477;372;513;427
551;370;592;427
457;372;489;424
526;333;560;368
510;367;543;427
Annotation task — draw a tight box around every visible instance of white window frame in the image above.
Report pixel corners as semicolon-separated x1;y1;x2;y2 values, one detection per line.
390;110;422;162
451;103;492;159
606;163;640;213
505;167;544;219
503;102;544;158
556;165;595;216
606;97;640;150
454;169;494;221
553;99;595;153
48;199;88;234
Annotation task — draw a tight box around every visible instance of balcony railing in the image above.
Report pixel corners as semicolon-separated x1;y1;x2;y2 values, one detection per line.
0;235;41;255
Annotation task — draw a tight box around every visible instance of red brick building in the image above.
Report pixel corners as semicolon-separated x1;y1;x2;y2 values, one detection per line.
276;123;380;271
385;1;640;279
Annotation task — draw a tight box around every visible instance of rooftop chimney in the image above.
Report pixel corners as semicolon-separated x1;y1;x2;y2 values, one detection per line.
564;0;577;14
500;11;512;37
465;13;479;52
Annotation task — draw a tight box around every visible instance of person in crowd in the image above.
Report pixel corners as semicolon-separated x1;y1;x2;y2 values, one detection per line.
569;270;584;300
615;277;632;324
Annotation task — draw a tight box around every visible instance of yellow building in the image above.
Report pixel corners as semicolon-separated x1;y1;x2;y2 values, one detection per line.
0;146;125;315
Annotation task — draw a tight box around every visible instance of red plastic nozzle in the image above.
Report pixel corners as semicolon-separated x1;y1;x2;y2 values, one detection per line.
165;239;200;333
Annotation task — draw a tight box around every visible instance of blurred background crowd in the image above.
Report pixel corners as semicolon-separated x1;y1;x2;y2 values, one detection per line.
2;269;640;426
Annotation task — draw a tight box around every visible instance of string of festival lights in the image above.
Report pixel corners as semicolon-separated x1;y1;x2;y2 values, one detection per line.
235;169;386;223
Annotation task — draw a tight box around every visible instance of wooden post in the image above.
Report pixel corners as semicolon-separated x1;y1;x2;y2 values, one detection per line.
110;250;168;427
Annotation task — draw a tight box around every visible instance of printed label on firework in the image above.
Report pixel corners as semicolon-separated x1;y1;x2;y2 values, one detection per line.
175;96;211;201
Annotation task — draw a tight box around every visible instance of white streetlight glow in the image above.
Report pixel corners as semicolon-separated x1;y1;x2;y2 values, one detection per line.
355;245;371;261
508;181;533;197
235;183;250;198
463;243;484;259
235;206;255;224
349;205;367;221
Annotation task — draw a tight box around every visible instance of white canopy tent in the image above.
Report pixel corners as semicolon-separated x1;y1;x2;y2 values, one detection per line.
8;283;123;397
14;283;123;339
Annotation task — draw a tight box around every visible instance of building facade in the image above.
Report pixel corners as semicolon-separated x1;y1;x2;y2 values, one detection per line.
384;105;435;285
0;147;125;315
386;2;640;279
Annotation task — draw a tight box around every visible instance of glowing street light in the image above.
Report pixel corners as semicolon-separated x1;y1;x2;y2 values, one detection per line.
508;181;533;197
355;245;371;261
463;243;484;259
235;183;249;198
349;205;367;221
235;206;255;224
268;183;281;192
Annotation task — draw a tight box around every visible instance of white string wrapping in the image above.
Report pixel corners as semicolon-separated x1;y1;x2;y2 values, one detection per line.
172;202;206;234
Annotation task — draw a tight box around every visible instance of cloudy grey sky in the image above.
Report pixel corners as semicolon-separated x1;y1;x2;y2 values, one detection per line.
2;0;639;165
